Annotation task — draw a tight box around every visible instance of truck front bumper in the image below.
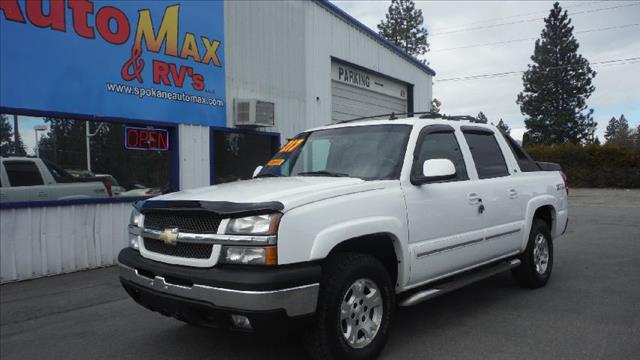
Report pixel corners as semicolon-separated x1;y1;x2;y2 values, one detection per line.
118;248;320;325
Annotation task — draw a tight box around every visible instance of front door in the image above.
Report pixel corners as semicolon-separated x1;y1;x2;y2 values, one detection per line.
404;125;484;286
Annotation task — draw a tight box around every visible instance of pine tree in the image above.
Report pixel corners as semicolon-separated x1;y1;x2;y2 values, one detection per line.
604;114;633;146
497;119;511;135
0;114;26;156
517;2;597;145
378;0;429;60
431;98;442;113
476;112;488;123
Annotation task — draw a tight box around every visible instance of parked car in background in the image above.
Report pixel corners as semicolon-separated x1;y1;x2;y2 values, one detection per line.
95;174;125;196
0;157;112;202
119;114;569;360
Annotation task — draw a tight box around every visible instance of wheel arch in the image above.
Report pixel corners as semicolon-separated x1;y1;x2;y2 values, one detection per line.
309;217;408;290
523;196;558;250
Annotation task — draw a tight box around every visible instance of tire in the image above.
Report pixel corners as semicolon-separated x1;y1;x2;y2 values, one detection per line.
512;219;554;288
305;253;395;360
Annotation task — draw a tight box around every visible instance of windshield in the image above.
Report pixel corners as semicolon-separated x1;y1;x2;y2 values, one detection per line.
257;124;412;180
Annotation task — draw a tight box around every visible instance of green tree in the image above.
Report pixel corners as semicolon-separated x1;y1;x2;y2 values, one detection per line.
517;2;597;145
430;98;442;113
378;0;429;59
0;114;26;156
476;111;488;124
604;114;632;146
497;118;511;135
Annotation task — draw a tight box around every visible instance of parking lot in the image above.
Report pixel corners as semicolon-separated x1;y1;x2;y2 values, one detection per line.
1;188;639;360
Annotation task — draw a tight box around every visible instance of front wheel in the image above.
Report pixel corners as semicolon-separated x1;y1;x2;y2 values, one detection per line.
512;219;554;288
305;253;395;360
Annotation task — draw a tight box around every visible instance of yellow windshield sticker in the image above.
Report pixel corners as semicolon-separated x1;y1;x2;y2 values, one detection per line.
266;159;285;166
280;139;304;153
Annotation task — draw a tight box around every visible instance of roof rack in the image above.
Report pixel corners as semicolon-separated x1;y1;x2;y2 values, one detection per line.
336;111;442;124
335;111;488;125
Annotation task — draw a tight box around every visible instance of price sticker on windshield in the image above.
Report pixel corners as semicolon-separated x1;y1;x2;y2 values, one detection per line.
279;139;304;153
266;159;285;167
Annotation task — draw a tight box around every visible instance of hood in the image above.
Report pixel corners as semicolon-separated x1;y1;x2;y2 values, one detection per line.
151;176;385;211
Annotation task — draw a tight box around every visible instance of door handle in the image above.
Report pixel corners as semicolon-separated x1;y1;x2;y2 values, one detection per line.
508;189;518;199
468;192;482;205
37;191;47;198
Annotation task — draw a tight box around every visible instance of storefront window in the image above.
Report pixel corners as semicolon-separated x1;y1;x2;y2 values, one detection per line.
212;129;279;184
0;114;174;204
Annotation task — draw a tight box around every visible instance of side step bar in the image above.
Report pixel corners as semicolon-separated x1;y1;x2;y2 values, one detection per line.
399;259;521;307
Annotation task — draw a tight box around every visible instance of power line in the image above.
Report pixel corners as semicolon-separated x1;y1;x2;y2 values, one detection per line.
436;56;640;83
431;1;604;31
430;3;640;36
431;23;640;52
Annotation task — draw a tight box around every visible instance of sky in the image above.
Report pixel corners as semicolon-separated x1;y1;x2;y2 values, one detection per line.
331;0;640;141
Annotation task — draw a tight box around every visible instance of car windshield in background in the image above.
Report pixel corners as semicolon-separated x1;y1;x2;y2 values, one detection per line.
258;124;412;180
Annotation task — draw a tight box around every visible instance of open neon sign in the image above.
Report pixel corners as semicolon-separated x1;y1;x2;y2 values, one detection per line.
125;127;169;151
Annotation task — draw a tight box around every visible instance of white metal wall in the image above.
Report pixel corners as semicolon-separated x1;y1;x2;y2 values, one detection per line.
179;124;211;190
224;0;433;141
0;202;131;283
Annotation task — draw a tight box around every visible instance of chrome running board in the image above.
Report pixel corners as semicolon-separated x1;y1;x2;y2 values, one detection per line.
399;259;521;307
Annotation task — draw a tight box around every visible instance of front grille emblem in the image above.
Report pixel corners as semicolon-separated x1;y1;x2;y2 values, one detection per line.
159;228;179;245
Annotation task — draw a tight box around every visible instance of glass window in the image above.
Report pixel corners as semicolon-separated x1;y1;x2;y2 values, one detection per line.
501;132;541;172
212;130;280;184
413;131;468;181
463;131;509;179
258;125;412;180
4;161;44;186
0;113;174;203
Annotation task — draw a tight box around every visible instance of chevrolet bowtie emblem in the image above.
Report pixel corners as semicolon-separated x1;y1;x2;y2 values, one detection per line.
159;228;179;245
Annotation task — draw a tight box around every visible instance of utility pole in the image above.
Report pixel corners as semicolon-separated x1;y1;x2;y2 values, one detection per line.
86;121;107;173
13;114;18;144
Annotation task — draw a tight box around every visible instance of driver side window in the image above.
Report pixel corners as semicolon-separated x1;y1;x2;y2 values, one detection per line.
413;131;468;182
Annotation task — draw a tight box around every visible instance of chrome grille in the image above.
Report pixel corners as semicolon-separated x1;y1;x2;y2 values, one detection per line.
143;238;213;259
143;211;221;234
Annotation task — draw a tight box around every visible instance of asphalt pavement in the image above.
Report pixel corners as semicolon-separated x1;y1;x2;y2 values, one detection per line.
1;188;639;359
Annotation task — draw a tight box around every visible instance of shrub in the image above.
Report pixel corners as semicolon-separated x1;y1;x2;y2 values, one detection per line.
525;144;640;188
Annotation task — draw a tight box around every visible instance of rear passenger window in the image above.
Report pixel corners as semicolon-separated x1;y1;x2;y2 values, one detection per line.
501;133;540;172
413;131;468;182
4;161;44;186
463;132;509;179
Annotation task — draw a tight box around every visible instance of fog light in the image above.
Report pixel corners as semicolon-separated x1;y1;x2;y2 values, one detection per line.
230;314;252;330
129;234;140;250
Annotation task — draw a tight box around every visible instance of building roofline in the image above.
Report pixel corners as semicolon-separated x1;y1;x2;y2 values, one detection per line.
314;0;436;77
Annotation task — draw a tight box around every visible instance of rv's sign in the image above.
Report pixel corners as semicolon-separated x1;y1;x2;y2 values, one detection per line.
0;0;225;126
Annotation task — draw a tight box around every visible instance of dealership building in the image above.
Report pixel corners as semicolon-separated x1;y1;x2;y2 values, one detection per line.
0;0;435;282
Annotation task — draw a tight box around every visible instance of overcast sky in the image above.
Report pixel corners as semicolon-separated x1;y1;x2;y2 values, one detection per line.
332;0;640;141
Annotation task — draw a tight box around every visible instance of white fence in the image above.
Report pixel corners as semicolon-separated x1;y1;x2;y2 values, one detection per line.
0;202;132;283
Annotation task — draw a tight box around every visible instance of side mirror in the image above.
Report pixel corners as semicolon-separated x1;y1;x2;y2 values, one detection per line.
252;165;263;178
412;159;456;185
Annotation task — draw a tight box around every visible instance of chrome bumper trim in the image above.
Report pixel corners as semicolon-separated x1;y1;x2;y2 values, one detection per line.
119;264;319;317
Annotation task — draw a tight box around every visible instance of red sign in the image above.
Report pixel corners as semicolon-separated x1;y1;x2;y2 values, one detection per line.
125;127;169;151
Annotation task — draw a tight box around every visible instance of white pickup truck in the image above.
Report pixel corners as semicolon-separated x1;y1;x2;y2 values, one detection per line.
118;115;568;360
0;157;112;202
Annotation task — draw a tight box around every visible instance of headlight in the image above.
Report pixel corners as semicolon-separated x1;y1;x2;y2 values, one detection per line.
128;208;144;250
226;213;282;235
220;246;277;265
129;207;144;227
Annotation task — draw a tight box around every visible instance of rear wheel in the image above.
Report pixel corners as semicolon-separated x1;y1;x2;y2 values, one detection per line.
512;219;553;288
305;253;395;360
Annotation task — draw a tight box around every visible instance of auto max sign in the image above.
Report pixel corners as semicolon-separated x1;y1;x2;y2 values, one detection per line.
0;0;225;126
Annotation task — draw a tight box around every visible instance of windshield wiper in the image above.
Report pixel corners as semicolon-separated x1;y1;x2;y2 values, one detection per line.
297;170;350;177
254;173;282;178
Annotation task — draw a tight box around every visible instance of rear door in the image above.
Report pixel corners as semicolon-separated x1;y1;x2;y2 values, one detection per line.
461;127;523;258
